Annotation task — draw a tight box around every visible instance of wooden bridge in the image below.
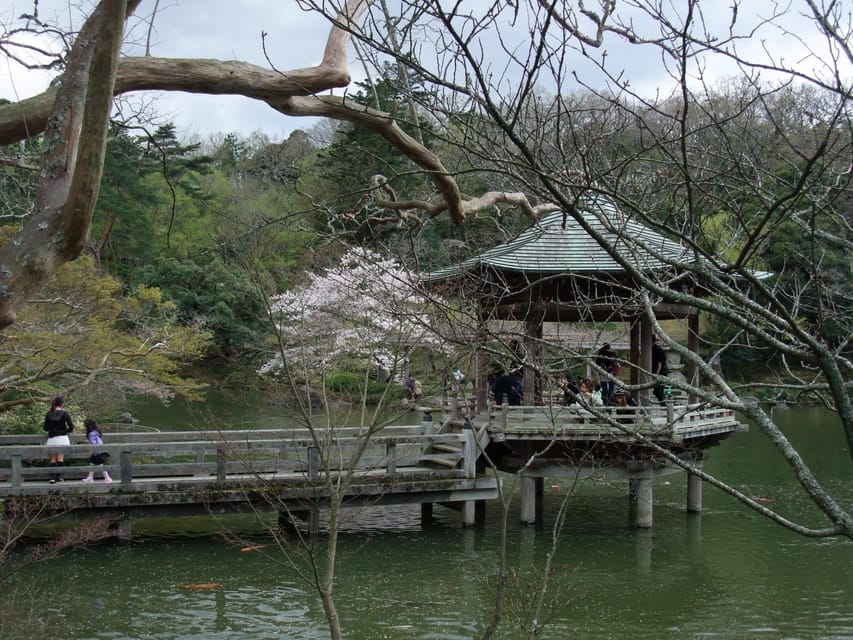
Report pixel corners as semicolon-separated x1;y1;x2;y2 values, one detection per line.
0;402;744;534
0;423;496;536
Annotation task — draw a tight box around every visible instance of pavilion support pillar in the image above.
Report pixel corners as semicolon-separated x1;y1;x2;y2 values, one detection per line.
629;475;654;528
687;468;703;513
117;515;132;541
520;475;538;524
687;312;700;403
475;315;490;413
421;502;434;524
629;320;641;390
640;317;654;406
278;511;298;534
307;507;320;534
462;501;477;527
523;313;543;405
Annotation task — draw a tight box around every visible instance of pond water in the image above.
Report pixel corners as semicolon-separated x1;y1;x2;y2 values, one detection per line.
9;401;853;639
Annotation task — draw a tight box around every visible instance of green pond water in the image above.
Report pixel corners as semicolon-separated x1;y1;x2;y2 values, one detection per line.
9;400;853;640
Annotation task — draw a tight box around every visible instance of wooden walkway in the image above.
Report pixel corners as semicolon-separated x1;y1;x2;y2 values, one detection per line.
0;425;497;533
0;403;744;531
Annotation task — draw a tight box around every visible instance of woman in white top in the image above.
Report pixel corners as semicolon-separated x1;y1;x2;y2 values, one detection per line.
578;378;604;408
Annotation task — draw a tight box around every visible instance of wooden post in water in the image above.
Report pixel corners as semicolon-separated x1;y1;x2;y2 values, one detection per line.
307;445;320;534
628;478;638;525
421;409;434;525
118;516;132;541
687;468;703;513
420;501;433;524
461;419;477;527
627;462;655;528
520;475;537;524
635;475;653;528
278;507;304;535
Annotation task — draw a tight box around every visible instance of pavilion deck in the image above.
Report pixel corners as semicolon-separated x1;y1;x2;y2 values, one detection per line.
423;397;746;527
478;403;742;443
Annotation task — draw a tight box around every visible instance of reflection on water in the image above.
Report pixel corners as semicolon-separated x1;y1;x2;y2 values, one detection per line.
11;406;853;639
125;387;418;432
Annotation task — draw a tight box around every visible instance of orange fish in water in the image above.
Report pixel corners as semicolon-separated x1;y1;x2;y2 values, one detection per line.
753;497;776;503
176;583;221;590
240;545;267;553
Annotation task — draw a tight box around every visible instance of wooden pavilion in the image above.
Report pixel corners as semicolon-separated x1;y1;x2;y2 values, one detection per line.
425;194;706;407
423;194;745;527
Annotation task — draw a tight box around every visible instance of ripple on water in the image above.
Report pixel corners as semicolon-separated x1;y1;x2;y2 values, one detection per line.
17;408;853;640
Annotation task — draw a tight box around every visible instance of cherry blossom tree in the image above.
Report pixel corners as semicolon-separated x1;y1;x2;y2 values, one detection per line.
260;247;444;381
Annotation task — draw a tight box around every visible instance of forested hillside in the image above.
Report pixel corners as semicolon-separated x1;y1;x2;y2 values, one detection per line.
2;67;851;424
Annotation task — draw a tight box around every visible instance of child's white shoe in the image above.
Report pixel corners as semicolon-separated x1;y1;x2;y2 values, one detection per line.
81;475;94;483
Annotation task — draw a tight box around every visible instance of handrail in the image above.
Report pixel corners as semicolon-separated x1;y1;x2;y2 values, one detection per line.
0;432;469;458
0;424;427;446
485;402;739;436
0;429;470;492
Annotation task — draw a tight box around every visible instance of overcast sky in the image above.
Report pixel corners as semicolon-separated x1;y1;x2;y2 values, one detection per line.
2;1;845;143
2;0;336;141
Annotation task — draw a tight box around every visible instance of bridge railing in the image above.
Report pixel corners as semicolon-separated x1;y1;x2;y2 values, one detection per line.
0;427;477;492
486;402;740;439
0;425;428;446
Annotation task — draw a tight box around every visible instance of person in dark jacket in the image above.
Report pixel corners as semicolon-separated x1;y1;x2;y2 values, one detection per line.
493;370;524;406
595;343;618;405
44;396;75;483
651;336;670;404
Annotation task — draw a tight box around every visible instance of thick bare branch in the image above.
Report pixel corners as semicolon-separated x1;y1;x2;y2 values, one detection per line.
0;1;130;329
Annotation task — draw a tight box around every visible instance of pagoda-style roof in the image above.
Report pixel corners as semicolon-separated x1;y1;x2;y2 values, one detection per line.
425;195;691;283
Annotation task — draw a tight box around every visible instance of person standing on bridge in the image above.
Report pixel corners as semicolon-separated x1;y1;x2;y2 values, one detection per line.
43;396;75;483
595;343;620;405
81;419;112;484
651;336;670;404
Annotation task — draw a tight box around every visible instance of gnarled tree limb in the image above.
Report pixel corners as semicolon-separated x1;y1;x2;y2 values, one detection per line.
0;1;131;329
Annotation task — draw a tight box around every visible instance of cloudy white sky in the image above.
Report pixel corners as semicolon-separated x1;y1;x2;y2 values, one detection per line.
1;1;845;143
2;0;338;141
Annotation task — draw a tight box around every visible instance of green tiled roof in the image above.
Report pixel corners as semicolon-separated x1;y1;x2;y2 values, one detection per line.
424;195;691;281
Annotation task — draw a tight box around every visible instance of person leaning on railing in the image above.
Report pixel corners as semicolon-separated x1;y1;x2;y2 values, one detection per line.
578;378;603;407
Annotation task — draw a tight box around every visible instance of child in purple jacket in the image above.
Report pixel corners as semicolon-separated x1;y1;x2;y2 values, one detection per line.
81;419;112;483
